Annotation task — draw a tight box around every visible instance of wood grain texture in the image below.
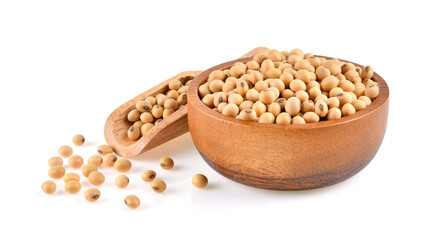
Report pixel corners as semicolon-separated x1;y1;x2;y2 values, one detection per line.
187;56;389;190
104;47;269;158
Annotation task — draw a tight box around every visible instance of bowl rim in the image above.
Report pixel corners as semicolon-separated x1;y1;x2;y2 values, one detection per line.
187;55;389;130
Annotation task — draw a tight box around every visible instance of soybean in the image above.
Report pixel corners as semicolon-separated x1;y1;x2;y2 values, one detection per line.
115;175;129;188
41;180;56;194
84;188;101;202
125;195;141;209
192;174;208;188
151;179;167;193
159;157;174;170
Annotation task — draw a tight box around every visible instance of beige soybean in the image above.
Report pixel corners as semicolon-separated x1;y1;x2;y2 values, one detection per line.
41;180;56;194
336;92;353;106
309;86;321;100
72;134;85;146
202;94;214;108
217;102;228;113
294;90;309;103
289;79;306;92
97;145;113;156
125;195;140;209
315;66;330;81
84;188;101;202
359;96;372;106
238;109;257;121
151;179;167;193
342;63;356;74
255;81;269;92
259;89;276;105
222;103;239;117
199;85;211;98
145;96;156;106
285;97;301;116
213;92;227;108
141;122;154;135
345;70;361;83
276;112;291;124
65;181;81;194
339;80;355;92
133;121;144;128
140;112;154;123
279;72;294;86
222;81;236;92
303;112;320;123
166;90;179;100
326;97;340;109
352;99;367;111
321;76;339;91
292;116;306;124
67;155;83;169
227;93;242;106
329;87;344;97
314;100;328;117
342;103;356;116
127;125;141;140
259;112;275;124
88;171;105;185
246;60;260;70
177;93;187;105
135;100;152;113
88;155;102;167
48;156;63;167
127;109;141;122
103;153;117;167
178;86;188;94
164;99;178;111
275;98;287;111
314;94;328;103
237;80;249;96
324;59;342;75
268;102;282;117
209;80;224;92
82;164;98;177
301;100;315;113
252;101;266;117
159;157;174;170
141;170;157;182
151;104;164;118
246;89;260;102
63;172;80;183
114;159;132;172
58;145;73;158
361;65;374;79
156;94;168;106
169;79;182;90
162;108;174;118
115;175;129;188
239;100;254;111
365;84;380;99
209;70;226;81
48;166;65;179
327;107;342;120
192;174;208;188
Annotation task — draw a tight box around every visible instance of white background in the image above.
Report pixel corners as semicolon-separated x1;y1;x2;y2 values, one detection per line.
0;0;422;239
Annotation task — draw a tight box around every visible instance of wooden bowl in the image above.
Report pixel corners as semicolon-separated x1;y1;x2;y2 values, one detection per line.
187;56;389;190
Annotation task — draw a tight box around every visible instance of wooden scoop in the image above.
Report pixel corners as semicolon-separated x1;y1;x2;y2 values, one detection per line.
104;47;269;158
